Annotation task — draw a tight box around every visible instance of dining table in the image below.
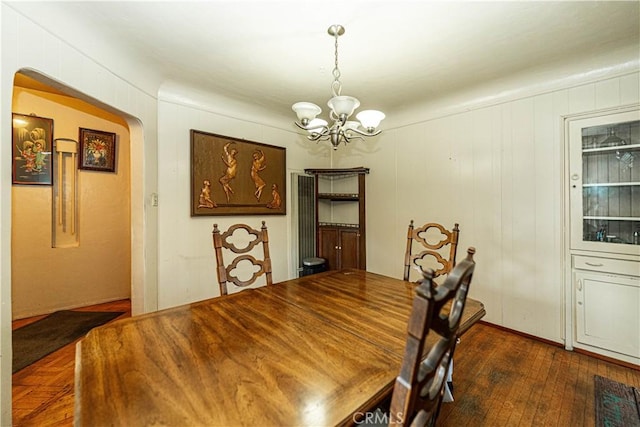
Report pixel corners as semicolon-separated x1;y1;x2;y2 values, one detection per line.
74;269;485;426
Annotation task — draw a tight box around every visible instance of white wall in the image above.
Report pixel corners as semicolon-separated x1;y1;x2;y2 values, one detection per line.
335;72;640;345
156;82;331;308
1;4;159;424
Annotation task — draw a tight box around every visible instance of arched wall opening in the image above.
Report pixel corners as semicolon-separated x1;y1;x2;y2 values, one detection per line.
11;70;135;318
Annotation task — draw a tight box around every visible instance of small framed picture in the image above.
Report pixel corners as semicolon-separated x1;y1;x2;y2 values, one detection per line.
12;113;54;185
78;128;117;172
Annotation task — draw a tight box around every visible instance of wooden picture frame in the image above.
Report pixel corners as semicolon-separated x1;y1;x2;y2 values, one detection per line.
191;130;286;216
78;128;117;172
12;113;54;185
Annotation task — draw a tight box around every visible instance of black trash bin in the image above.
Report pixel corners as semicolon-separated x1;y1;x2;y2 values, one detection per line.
301;257;327;276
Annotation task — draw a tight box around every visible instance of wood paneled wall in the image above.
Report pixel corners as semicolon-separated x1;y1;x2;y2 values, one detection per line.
345;73;640;345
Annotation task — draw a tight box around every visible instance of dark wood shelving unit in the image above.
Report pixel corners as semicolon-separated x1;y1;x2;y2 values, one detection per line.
304;167;369;270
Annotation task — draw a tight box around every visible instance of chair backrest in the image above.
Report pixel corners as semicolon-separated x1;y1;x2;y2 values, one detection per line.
403;221;460;282
212;221;273;296
389;247;476;427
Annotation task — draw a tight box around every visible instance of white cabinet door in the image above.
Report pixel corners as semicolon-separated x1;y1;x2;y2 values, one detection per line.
568;109;640;256
574;270;640;362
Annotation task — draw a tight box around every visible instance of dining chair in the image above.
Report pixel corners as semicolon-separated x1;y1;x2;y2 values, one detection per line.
403;220;460;283
389;247;476;427
212;221;272;296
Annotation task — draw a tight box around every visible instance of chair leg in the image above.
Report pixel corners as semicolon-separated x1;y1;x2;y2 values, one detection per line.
443;337;461;402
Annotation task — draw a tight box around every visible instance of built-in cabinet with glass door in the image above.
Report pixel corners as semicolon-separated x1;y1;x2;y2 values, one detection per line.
568;108;640;365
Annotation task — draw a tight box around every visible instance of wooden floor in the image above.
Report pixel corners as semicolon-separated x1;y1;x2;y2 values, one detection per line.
11;299;640;426
12;299;131;427
439;324;640;426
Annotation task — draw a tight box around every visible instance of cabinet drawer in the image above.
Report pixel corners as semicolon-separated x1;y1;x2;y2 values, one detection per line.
573;255;640;277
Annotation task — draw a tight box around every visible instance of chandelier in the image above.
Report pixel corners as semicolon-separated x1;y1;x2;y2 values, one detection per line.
292;25;385;150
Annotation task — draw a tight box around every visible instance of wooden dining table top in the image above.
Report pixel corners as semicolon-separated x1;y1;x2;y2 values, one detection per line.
74;269;485;427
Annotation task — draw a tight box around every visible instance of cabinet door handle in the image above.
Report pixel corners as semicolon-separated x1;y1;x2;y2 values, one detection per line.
576;279;582;291
334;246;339;250
585;262;603;267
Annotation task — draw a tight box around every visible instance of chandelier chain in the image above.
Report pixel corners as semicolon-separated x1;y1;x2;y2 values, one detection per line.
331;31;342;98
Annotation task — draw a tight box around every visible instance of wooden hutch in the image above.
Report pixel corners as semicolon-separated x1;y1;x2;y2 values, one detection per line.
304;167;368;270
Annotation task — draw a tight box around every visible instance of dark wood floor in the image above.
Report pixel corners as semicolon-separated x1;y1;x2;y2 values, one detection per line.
439;323;640;426
12;299;131;426
11;299;640;426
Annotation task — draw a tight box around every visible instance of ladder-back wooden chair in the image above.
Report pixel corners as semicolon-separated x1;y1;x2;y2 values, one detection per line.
404;221;460;283
212;221;272;296
389;247;476;427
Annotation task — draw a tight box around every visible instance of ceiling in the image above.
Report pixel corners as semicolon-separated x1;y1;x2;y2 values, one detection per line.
8;1;640;121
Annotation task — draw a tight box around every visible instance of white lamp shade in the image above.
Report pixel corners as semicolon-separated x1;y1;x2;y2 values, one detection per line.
328;96;360;117
343;121;360;131
356;110;385;130
306;118;328;133
292;102;322;122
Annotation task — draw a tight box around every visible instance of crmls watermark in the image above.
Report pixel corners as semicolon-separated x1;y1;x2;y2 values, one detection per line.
352;411;404;424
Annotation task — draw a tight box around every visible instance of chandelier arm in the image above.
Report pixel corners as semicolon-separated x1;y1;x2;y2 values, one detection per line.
341;130;365;143
308;129;330;140
345;127;382;137
344;133;365;142
294;121;308;131
309;125;330;135
313;134;332;142
298;123;330;135
295;121;331;142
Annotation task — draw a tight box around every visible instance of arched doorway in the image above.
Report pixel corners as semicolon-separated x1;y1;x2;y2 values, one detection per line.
11;71;133;318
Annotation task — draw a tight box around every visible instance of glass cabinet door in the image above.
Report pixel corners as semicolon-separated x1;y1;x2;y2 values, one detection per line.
569;109;640;255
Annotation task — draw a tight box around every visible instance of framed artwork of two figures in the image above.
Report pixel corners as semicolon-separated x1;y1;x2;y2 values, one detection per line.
12;113;54;185
190;130;286;216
